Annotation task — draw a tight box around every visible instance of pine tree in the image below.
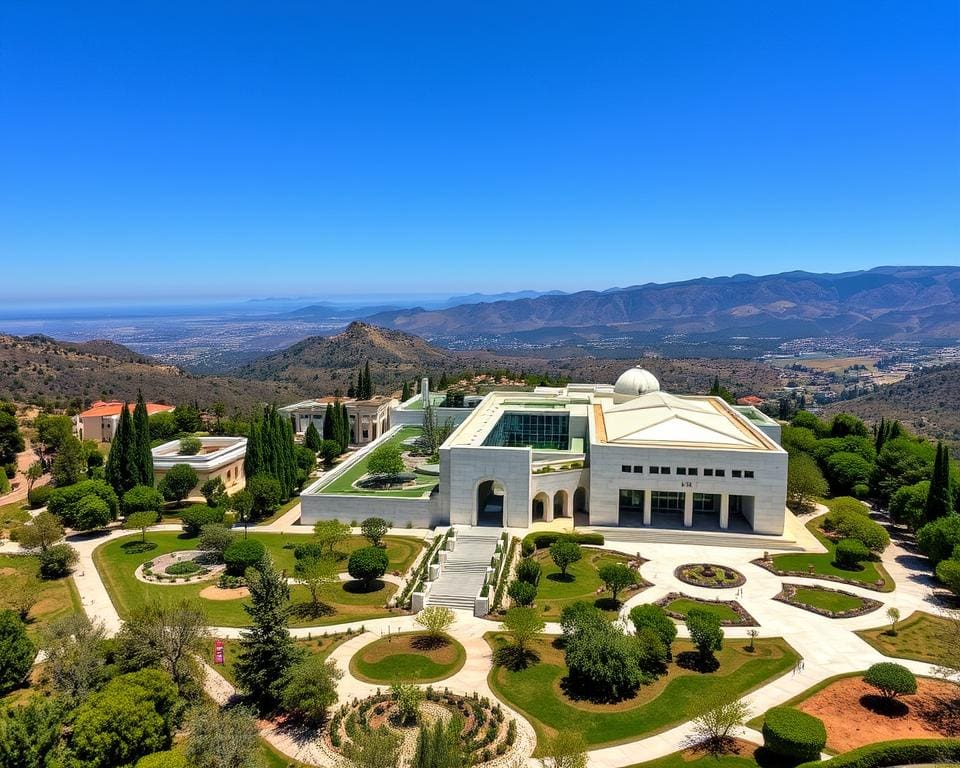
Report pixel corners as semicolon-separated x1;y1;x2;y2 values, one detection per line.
234;555;304;711
132;390;153;487
925;442;953;523
304;422;322;452
105;403;138;495
401;381;411;402
323;404;335;441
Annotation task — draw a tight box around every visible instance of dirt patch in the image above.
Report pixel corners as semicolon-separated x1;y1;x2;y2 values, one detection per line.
199;585;249;601
677;738;757;761
0;567;17;576
798;676;960;752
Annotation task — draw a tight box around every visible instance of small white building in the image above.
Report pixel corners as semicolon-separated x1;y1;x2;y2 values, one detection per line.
76;401;174;443
152;436;247;497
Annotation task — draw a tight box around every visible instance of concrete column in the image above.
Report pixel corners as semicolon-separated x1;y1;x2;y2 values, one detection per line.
683;491;693;527
719;493;729;529
643;491;652;525
544;497;554;522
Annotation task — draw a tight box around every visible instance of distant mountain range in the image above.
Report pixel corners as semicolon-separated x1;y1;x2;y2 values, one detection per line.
361;266;960;342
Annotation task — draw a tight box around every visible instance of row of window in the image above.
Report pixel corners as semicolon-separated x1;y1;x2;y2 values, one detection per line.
620;465;755;479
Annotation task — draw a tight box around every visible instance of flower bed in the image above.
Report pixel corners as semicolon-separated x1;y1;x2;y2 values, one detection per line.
136;549;224;584
773;583;882;618
654;591;758;626
674;563;746;589
752;556;889;592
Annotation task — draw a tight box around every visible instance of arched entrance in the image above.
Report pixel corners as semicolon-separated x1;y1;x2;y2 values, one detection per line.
532;491;550;522
553;489;569;519
476;480;506;527
573;487;588;525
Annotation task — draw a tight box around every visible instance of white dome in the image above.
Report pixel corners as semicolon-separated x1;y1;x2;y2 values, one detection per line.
613;366;660;402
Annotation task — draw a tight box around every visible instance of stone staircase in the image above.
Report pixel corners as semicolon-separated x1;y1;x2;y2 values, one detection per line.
426;528;502;611
583;526;807;551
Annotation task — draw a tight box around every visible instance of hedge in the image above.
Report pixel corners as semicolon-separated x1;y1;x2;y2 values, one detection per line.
27;485;53;509
822;509;889;553
521;531;604;557
826;496;871;516
180;505;225;536
762;706;827;762
834;538;870;569
794;738;960;768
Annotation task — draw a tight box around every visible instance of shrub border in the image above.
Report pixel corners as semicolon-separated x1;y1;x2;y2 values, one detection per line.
774;583;882;619
654;591;758;627
795;738;960;768
673;563;746;589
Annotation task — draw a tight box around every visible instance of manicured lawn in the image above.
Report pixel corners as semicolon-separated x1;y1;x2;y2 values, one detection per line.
349;631;466;684
857;611;958;667
790;586;865;613
487;633;798;753
663;598;741;624
260;741;307;768
93;531;415;627
533;549;640;618
210;632;354;687
318;427;438;497
769;516;893;591
626;746;759;768
0;499;31;534
0;554;83;640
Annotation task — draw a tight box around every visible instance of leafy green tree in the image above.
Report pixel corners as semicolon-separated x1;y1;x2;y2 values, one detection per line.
223;539;266;576
25;460;44;495
565;621;649;700
281;656;342;725
508;580;537;606
401;381;411;401
173;404;201;433
105;403;139;495
179;436;202;455
322;404;335;442
0;695;63;768
136;751;189;768
319;439;340;465
825;451;873;496
629;603;677;652
38;544;78;579
415;606;455;642
13;511;64;551
200;477;227;508
498;606;544;664
538;731;588;768
245;474;282;518
183;703;263;768
871;436;935;506
303;421;322;452
889;481;929;528
0;402;24;466
936;559;960;597
125;510;158;543
830;413;869;438
597;563;639;602
917;515;960;566
73;494;112;530
48;478;119;526
864;662;917;701
360;516;389;546
158;463;198;506
366;443;403;477
343;727;401;768
391;682;423;725
708;375;735;404
549;539;582;577
198;524;235;559
686;608;724;665
40;614;108;704
0;610;34;693
787;453;828;512
123;484;164;516
559;601;607;637
228;489;254;538
116;600;211;697
133;391;154;487
691;694;751;755
149;411;178;441
51;435;87;487
234;556;304;711
347;546;388;587
294;555;338;616
312;518;351;556
34;413;73;467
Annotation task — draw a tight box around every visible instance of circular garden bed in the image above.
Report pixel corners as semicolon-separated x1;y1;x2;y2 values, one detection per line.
326;688;526;767
349;631;467;684
136;550;224;584
774;583;882;618
674;563;746;589
655;591;759;626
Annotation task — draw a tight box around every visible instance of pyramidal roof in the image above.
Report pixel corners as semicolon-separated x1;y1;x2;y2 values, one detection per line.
601;391;767;449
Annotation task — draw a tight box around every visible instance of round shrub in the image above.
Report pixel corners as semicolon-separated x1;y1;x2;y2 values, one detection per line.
629;603;678;650
863;662;917;700
122;485;164;516
515;557;541;585
135;750;189;768
936;558;960;596
179;436;203;455
834;538;871;570
823;510;889;553
916;515;960;567
223;538;266;576
48;479;119;526
294;542;326;561
27;485;53;509
73;495;112;531
165;560;202;576
507;580;537;606
180;504;225;536
347;546;389;585
762;706;827;763
38;543;78;579
827;497;870;517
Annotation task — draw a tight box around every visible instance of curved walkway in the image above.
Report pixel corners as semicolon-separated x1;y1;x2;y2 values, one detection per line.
47;514;960;768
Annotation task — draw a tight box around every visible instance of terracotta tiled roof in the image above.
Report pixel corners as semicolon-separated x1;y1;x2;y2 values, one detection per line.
80;401;175;418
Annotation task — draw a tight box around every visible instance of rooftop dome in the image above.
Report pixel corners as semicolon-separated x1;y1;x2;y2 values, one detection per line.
613;366;660;402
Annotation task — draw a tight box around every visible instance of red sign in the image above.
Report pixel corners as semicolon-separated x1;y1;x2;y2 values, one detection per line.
214;639;224;665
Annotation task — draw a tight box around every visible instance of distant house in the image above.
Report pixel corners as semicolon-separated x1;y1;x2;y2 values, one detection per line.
77;401;174;443
152;436;247;498
736;395;764;407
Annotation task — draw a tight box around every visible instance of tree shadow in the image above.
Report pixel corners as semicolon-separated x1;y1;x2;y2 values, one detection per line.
546;572;575;584
289;601;335;619
754;746;804;768
342;579;385;594
411;634;449;651
560;673;639;704
859;694;909;717
593;597;622;612
493;645;539;671
676;650;720;673
121;540;157;554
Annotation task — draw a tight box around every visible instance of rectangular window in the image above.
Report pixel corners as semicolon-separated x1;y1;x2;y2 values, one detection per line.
676;467;686;475
704;468;714;476
688;468;698;476
660;466;670;475
649;466;659;474
732;470;742;478
621;465;632;473
715;469;725;477
633;465;643;474
744;470;754;479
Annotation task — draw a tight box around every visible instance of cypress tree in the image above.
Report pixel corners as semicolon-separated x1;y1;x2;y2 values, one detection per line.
323;404;334;441
340;402;351;450
401;380;411;402
132;390;153;487
925;442;953;522
363;361;372;399
875;417;887;453
105;403;138;495
304;422;322;452
347;373;357;399
245;419;263;479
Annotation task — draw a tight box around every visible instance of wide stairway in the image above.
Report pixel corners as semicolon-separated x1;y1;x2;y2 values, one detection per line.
427;528;503;611
583;526;807;551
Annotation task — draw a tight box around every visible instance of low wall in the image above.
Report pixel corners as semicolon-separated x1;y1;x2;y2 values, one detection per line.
300;492;444;529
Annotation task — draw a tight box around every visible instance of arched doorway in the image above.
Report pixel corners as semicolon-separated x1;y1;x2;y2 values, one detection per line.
573;487;588;525
532;491;550;522
476;480;506;527
553;489;569;519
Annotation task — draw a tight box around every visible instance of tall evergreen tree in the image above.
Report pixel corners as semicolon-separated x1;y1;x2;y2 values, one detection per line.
925;442;953;522
105;404;138;495
244;419;262;480
875;417;888;453
362;361;372;399
323;404;335;441
347;372;357;399
339;402;351;450
234;555;304;711
132;390;153;487
401;380;411;402
304;422;322;452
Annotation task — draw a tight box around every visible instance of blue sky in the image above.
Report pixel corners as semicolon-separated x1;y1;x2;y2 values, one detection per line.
1;1;957;301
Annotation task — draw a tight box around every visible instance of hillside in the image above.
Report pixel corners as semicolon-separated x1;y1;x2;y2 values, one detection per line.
0;334;303;412
822;364;960;441
236;321;782;396
363;266;960;341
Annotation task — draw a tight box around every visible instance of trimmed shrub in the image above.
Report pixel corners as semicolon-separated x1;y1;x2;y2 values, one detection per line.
197;523;235;559
165;560;202;576
179;436;202;455
347;546;389;585
135;751;189;768
629;603;677;650
834;538;871;570
507;580;537;607
794;738;960;768
180;504;225;536
936;558;960;596
827;497;871;516
520;531;603;557
47;479;119;525
916;515;960;567
38;543;78;579
223;538;266;576
294;542;326;561
515;557;541;586
72;495;112;530
27;485;53;509
122;485;164;516
762;707;827;763
863;662;917;700
822;510;889;553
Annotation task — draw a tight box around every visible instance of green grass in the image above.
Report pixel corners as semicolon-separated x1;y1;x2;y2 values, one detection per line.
0;554;83;640
318;427;438;497
533;550;638;618
210;632;353;687
626;748;760;768
349;631;467;684
663;598;742;624
856;611;958;667
259;741;304;768
93;531;421;627
0;499;31;533
789;586;866;613
769;516;893;591
487;633;799;753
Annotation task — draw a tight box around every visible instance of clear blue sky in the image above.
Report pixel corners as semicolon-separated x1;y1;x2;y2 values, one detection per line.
1;1;957;301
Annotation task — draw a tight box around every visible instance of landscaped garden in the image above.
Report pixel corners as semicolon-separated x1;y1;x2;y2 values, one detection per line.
857;611;959;668
93;530;422;627
0;553;82;640
656;593;757;626
349;631;466;684
486;632;797;752
774;583;882;618
209;631;355;687
675;563;746;589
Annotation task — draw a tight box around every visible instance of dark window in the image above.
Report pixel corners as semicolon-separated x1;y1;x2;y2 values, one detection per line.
621;465;632;473
704;468;714;476
660;466;670;475
633;465;643;473
715;469;725;477
688;468;698;476
744;470;754;479
650;466;660;474
732;470;742;478
676;467;687;475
